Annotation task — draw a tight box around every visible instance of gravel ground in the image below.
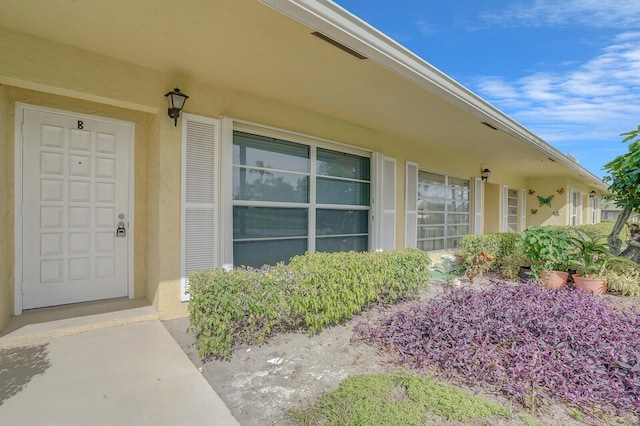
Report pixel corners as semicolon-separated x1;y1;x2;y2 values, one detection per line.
163;276;639;426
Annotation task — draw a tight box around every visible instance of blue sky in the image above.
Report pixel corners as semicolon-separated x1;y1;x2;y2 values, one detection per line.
333;0;640;178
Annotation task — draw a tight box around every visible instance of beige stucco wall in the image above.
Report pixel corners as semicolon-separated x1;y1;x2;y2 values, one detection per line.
0;24;594;327
0;86;10;330
524;177;569;226
0;27;442;322
483;183;501;233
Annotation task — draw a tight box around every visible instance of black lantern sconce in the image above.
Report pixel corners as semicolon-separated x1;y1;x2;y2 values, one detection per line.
164;88;189;126
589;190;596;199
481;168;491;182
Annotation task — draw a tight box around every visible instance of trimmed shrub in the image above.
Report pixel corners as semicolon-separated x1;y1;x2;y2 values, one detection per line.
460;233;521;276
562;222;629;246
188;249;431;358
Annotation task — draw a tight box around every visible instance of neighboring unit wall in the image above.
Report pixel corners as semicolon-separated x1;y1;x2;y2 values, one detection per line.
484;183;501;233
0;86;10;330
525;177;569;226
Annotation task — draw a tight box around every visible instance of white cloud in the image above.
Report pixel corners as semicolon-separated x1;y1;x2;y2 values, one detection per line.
415;20;437;35
482;0;640;28
469;31;640;176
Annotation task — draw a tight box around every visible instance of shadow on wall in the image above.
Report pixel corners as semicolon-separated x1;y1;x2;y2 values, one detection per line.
0;344;50;405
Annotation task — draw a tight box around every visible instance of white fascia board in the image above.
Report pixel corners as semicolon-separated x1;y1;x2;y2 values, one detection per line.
260;0;605;188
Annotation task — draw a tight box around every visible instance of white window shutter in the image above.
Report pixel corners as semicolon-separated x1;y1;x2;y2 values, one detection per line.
520;189;526;231
371;152;383;251
502;185;509;233
382;156;396;251
371;153;396;251
578;193;583;224
181;114;220;301
404;161;418;248
570;190;582;225
474;177;483;234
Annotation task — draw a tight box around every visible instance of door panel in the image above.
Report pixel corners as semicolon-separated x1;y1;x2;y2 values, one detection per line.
21;108;131;309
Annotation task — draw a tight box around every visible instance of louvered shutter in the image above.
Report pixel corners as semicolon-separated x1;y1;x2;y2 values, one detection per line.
578;193;583;224
382;156;396;250
502;185;509;232
474;177;483;234
520;189;526;231
404;162;418;248
181;115;220;301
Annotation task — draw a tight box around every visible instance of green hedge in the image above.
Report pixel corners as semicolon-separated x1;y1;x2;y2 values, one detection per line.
188;249;431;359
460;223;633;281
459;233;521;275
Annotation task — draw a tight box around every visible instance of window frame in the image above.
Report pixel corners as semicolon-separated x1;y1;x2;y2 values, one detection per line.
416;169;471;251
229;123;372;267
569;189;583;225
504;186;520;233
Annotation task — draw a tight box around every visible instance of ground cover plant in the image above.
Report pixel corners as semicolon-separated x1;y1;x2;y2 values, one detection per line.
289;373;511;425
188;249;431;358
352;281;640;420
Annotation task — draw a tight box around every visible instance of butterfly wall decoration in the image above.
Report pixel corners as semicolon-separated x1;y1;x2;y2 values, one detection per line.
552;210;560;217
537;195;554;207
528;189;536;195
530;209;538;215
556;187;565;195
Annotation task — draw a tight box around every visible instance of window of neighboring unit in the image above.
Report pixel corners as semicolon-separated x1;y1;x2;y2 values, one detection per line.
417;171;470;251
570;190;582;225
232;131;370;268
507;188;519;233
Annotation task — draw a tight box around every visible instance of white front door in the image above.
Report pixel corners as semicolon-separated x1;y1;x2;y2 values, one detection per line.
20;107;132;309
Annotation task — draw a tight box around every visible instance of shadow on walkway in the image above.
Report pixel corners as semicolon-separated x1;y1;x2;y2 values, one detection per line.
0;344;50;406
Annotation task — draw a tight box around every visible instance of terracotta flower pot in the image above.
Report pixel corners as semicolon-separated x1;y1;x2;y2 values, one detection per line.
540;270;569;290
574;276;607;295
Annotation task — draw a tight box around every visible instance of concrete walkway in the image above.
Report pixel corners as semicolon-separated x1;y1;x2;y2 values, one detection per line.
0;307;240;425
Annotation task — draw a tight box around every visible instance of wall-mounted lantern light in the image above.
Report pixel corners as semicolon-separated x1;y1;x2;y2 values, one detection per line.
589;190;596;199
481;168;491;182
164;88;189;126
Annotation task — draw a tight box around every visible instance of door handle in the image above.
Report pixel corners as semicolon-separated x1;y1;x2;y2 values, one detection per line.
116;221;126;237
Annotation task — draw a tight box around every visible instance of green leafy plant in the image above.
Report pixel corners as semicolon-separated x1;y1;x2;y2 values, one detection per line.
520;226;573;276
460;232;524;279
603;262;640;296
188;249;431;358
570;230;615;278
603;127;640;254
499;251;529;281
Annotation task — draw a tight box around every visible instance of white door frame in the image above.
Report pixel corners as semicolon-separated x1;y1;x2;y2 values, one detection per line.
14;103;135;315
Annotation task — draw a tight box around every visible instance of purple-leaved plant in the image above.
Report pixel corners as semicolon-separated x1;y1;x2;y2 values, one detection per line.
352;281;640;417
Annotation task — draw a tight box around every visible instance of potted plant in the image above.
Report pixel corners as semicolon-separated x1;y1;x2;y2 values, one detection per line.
521;226;573;289
570;230;632;295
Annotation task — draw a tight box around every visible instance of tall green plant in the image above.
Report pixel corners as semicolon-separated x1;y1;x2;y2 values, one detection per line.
603;127;640;255
570;230;616;278
520;226;573;274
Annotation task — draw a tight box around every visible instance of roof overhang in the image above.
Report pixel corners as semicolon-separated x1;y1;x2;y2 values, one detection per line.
261;0;605;188
0;0;606;188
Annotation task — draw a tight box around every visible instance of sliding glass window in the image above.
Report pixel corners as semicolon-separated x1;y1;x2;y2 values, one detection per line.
417;171;470;251
232;131;370;267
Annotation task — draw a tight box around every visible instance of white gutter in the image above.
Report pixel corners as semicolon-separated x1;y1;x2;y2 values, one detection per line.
260;0;605;188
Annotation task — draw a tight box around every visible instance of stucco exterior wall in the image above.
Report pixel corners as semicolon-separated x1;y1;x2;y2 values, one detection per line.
482;183;500;233
0;86;10;330
0;23;595;327
524;177;569;226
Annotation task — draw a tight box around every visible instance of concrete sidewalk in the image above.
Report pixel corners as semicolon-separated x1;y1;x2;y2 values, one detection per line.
0;308;240;425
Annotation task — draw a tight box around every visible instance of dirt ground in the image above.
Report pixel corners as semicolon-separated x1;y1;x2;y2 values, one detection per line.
163;277;637;426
